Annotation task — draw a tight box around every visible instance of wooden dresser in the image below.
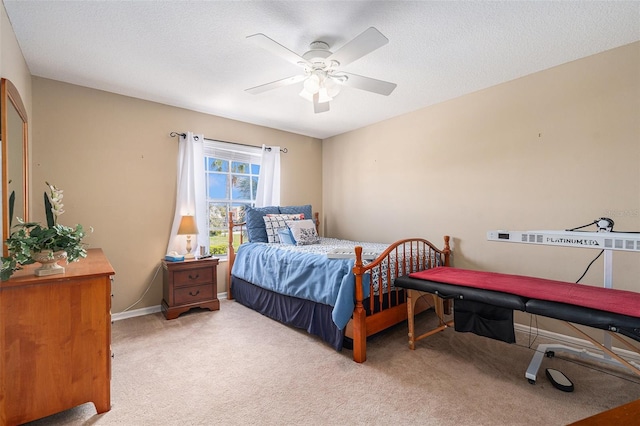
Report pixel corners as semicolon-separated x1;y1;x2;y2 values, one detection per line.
0;248;115;426
568;398;640;425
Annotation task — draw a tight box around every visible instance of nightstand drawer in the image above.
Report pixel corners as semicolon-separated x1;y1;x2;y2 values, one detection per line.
173;268;213;287
174;284;214;304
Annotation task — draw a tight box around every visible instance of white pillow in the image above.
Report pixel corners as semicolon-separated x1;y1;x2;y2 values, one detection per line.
263;214;303;243
286;219;320;245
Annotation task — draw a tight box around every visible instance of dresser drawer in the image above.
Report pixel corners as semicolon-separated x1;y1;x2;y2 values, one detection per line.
174;284;214;304
173;267;213;287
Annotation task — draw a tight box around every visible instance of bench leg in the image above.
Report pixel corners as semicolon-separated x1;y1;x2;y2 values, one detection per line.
406;289;452;350
434;293;446;327
526;323;640;384
407;289;416;350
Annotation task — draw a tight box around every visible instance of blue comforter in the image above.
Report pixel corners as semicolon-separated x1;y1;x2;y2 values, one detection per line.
231;241;375;330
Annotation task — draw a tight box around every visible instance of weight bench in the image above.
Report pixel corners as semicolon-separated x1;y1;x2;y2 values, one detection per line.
395;267;640;383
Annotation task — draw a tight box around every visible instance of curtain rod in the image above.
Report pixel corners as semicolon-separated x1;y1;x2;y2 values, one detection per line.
169;132;288;153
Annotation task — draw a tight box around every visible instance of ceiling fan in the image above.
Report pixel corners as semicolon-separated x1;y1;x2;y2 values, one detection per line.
245;27;397;114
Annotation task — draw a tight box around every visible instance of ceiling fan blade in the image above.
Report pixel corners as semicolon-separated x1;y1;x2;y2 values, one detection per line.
245;74;306;95
247;33;310;68
313;93;330;113
338;72;397;96
326;27;389;67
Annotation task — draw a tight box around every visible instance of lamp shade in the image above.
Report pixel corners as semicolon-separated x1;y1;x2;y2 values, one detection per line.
177;215;198;235
316;88;332;104
303;73;320;94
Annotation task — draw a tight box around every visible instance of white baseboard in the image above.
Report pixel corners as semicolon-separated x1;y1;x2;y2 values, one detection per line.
514;322;640;363
112;305;161;321
111;292;228;322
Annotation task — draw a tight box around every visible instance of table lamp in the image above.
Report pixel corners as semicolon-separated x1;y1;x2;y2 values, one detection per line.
177;215;198;259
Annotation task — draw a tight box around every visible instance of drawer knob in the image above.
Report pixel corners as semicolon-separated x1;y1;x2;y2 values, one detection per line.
188;274;199;280
189;289;200;297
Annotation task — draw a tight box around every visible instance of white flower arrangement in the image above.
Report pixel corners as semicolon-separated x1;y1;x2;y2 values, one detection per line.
1;182;90;280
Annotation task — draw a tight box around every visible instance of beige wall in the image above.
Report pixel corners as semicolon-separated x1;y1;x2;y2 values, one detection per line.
31;78;322;313
323;42;640;338
0;3;31;116
5;3;640;343
0;2;32;219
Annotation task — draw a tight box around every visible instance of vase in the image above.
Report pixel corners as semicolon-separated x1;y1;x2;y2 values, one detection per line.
32;250;67;276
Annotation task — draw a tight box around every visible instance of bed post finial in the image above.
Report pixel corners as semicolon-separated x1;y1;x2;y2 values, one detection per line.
443;235;451;267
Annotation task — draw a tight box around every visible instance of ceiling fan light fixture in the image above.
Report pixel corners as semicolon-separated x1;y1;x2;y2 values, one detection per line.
299;86;333;104
300;71;337;103
303;73;320;94
298;88;314;102
324;77;341;98
317;88;333;104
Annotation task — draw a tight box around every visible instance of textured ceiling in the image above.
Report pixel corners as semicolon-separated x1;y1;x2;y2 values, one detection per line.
4;1;639;139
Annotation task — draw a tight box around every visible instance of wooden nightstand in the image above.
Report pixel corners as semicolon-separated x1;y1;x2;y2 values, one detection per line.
161;257;219;320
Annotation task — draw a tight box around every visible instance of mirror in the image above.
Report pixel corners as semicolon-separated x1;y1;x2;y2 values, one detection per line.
1;78;29;257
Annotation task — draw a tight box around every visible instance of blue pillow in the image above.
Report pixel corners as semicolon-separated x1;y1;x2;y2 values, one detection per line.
245;206;280;243
279;205;313;221
277;228;296;245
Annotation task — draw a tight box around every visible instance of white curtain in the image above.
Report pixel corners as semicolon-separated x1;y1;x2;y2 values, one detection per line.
255;145;281;207
166;132;207;256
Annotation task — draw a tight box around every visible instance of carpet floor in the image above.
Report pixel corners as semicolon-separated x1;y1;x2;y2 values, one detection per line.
25;299;640;425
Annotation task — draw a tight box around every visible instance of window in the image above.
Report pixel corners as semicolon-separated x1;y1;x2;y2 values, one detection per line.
204;140;262;255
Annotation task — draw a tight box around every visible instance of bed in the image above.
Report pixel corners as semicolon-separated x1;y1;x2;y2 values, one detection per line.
226;205;451;363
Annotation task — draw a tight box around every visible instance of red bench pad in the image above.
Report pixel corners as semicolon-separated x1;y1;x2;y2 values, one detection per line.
409;267;640;319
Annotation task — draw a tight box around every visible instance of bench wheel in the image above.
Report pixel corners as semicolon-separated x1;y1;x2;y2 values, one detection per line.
545;351;555;358
528;379;536;385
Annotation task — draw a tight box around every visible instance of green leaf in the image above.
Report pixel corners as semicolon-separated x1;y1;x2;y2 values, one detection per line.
1;257;19;281
9;191;15;228
44;191;55;228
